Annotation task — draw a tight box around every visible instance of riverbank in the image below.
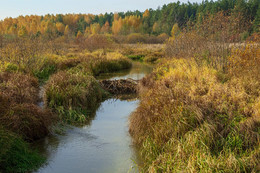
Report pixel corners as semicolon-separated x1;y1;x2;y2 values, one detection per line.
129;44;260;172
0;47;135;172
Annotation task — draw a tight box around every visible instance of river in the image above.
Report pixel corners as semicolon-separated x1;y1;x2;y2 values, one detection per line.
33;61;153;173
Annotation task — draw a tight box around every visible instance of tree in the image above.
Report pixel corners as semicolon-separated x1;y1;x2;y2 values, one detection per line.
90;23;101;34
64;25;70;36
18;26;28;37
171;23;180;39
143;9;150;18
101;21;110;33
56;22;65;34
76;31;83;39
152;22;161;34
112;17;123;35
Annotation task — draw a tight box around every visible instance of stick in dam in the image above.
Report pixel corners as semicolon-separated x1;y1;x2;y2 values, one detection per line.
99;79;138;94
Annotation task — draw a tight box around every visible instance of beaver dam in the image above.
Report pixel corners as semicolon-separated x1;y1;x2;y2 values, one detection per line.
34;61;153;173
100;79;138;94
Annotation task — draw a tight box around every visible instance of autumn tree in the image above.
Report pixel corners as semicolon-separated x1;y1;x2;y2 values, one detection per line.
18;26;28;37
171;23;180;40
56;22;65;35
90;23;101;34
112;17;123;35
64;25;70;36
152;22;161;34
143;9;150;18
101;21;110;33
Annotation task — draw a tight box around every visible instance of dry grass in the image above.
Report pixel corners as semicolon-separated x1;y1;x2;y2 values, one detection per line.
0;73;56;141
129;46;260;172
0;72;39;104
0;102;55;141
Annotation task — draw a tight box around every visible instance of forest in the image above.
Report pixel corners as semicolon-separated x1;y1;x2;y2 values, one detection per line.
0;0;259;40
0;0;259;172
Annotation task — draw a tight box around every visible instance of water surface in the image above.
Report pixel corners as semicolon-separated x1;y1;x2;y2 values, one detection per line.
34;61;152;173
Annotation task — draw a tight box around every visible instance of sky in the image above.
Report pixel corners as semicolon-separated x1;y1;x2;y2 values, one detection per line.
0;0;202;20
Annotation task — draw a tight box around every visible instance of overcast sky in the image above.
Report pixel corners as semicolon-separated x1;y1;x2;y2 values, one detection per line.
0;0;202;20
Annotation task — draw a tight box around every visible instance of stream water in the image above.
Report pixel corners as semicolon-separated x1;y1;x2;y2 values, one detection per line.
34;62;153;173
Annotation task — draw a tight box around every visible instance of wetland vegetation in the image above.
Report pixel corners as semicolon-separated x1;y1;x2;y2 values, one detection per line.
0;0;259;172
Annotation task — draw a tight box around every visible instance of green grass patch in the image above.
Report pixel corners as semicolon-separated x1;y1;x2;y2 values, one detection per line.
91;59;132;76
126;54;145;61
33;64;57;84
0;127;45;172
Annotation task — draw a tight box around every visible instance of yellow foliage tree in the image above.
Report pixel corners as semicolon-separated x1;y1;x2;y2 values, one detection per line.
171;23;180;40
18;26;28;37
143;9;150;18
90;23;101;34
84;27;91;35
76;31;83;39
101;21;110;33
112;17;123;35
56;22;65;34
114;13;119;21
152;22;160;33
64;25;70;36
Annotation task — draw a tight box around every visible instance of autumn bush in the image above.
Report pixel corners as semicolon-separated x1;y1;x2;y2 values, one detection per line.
129;48;260;172
126;33;146;43
156;33;170;43
0;72;56;140
0;38;45;73
0;72;39;104
79;34;113;52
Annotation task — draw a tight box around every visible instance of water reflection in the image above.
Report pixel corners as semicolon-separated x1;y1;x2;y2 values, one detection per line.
97;61;153;80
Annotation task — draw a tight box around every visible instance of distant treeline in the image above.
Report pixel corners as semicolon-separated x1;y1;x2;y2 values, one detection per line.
0;0;259;39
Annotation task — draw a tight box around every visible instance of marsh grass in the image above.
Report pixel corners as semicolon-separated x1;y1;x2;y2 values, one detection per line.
0;127;45;173
122;45;165;63
44;71;108;125
129;47;260;172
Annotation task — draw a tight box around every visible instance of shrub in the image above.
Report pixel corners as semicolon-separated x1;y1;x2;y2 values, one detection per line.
157;33;170;43
0;72;39;104
80;34;113;52
0;38;45;73
126;33;146;44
